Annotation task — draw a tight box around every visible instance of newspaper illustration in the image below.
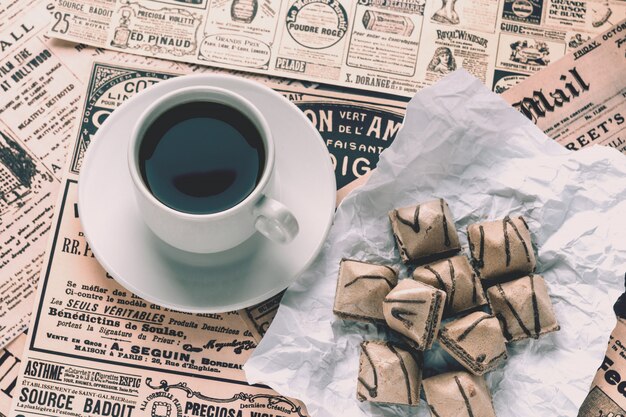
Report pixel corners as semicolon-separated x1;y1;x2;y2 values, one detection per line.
6;60;407;417
503;18;626;155
48;0;625;97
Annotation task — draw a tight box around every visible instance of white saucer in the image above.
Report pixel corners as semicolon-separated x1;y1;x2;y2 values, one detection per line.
78;75;336;313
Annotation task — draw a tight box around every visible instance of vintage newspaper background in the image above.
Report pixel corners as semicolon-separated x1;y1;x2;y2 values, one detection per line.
48;0;625;97
0;0;406;348
503;18;626;155
4;60;406;417
0;1;407;412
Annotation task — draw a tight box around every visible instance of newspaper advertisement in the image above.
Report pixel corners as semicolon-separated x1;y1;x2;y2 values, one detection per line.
502;18;626;155
48;0;625;97
5;60;407;417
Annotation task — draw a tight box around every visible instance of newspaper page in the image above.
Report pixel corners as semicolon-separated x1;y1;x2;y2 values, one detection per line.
502;18;625;155
6;60;407;417
48;0;625;97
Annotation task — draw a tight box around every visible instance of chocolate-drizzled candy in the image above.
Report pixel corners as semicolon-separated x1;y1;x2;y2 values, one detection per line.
467;215;536;280
486;274;559;342
423;371;496;417
383;280;446;350
413;255;487;315
438;311;508;375
357;341;422;406
333;259;398;324
389;198;461;264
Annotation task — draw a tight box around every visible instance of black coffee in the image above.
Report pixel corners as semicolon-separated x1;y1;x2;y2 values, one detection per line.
138;101;265;214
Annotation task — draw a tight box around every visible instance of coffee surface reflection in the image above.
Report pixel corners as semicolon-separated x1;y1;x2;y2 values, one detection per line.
138;101;265;214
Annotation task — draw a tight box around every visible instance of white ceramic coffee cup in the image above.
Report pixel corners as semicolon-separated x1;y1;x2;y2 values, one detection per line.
128;86;299;253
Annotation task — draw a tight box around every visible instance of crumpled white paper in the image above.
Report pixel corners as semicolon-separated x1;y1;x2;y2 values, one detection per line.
244;70;626;417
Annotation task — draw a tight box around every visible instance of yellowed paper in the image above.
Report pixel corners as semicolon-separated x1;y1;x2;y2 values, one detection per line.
48;0;625;97
503;18;626;155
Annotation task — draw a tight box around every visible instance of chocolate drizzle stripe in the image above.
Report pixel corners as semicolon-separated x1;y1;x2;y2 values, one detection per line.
379;264;397;276
388;343;413;405
520;216;530;230
424;265;447;292
496;284;531;338
457;314;491;342
503;216;530;266
383;298;426;304
359;344;378;398
345;274;394;288
496;312;513;341
414;205;420;232
448;259;456;308
471;271;479;304
503;217;512;267
440;199;451;247
391;307;417;328
485;350;508;366
477;226;485;269
392;231;409;262
529;275;541;338
396;206;421;233
454;376;475;417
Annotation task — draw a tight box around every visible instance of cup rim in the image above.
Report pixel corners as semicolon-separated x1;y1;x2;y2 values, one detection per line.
127;85;275;220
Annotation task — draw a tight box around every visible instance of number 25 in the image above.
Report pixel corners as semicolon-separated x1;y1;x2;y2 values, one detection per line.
52;12;70;34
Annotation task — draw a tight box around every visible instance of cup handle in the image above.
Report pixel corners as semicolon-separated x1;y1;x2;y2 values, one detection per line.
253;196;299;244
